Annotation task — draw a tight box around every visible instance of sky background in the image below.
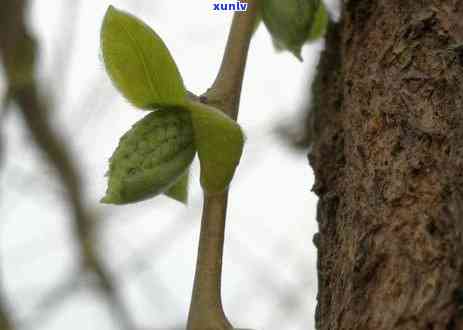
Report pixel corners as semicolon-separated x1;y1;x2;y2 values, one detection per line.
1;1;338;329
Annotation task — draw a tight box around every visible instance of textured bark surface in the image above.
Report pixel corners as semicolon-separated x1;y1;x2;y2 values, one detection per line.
309;1;463;329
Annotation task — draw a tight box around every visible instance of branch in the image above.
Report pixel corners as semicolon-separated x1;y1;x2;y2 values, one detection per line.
203;1;259;120
0;1;134;329
187;2;259;330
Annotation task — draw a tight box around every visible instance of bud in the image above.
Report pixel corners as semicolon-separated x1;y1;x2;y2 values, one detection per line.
101;108;196;204
262;0;321;60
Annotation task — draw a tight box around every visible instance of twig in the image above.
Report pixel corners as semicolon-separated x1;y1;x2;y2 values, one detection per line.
203;1;260;120
187;2;260;330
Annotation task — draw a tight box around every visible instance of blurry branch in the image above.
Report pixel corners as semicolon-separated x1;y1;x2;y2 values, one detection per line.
0;1;135;329
0;298;14;330
1;96;10;121
0;197;13;324
0;3;21;329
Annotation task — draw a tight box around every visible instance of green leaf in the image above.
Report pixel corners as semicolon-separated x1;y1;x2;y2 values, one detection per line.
186;100;245;194
307;2;328;41
101;6;186;109
101;108;196;204
262;0;320;60
164;169;190;204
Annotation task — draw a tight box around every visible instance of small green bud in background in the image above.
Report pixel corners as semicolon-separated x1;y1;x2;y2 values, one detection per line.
261;0;327;60
101;6;187;109
307;1;328;41
101;108;196;204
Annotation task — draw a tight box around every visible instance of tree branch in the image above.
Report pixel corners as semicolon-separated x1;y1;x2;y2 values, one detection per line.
187;2;259;330
203;1;259;120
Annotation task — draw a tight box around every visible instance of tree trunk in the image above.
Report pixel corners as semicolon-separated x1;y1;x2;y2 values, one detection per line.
309;1;463;329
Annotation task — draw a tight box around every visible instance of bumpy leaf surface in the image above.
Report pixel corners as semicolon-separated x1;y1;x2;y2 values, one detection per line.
102;108;195;204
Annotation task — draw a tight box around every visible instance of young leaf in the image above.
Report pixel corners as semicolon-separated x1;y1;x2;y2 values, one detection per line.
101;6;187;109
186;100;245;194
262;0;320;60
164;169;190;204
101;108;196;204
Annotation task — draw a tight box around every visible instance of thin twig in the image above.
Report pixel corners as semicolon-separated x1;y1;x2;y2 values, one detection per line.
203;1;260;120
187;2;260;330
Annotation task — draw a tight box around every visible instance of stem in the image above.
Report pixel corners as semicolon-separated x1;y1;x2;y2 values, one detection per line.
204;0;259;120
187;192;230;330
187;1;259;330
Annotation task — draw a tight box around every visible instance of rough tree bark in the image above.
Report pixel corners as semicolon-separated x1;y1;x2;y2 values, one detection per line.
309;1;463;329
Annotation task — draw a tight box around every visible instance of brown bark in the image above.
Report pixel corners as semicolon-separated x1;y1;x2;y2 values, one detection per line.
309;1;463;329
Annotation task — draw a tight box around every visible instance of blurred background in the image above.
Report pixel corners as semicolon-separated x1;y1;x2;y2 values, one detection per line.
0;1;338;329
